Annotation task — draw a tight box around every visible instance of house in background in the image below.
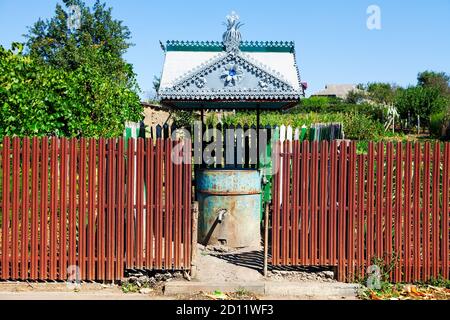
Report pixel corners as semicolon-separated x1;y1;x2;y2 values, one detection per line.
311;84;359;100
141;101;171;127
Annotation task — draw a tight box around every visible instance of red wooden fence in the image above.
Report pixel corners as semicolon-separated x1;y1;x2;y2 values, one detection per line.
271;140;450;282
0;136;192;281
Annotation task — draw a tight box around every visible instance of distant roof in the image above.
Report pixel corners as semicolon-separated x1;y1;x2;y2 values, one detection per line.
140;101;169;110
157;12;304;110
311;84;358;99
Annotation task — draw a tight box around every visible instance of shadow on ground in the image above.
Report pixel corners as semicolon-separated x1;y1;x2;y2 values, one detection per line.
210;249;335;274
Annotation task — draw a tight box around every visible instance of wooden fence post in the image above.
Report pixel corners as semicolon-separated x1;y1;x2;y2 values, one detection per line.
190;201;199;278
263;203;270;277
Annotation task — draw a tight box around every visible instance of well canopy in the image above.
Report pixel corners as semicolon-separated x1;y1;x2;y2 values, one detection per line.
157;12;304;110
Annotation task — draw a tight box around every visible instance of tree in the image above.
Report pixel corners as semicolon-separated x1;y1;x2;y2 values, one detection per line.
394;86;446;127
417;71;450;96
0;44;142;137
346;89;365;104
366;82;397;105
25;0;134;85
1;0;143;137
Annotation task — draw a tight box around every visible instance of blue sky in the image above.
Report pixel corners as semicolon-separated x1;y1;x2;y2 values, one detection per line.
1;0;449;98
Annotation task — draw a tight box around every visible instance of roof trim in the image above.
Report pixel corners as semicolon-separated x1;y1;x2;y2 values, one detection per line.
158;51;303;101
165;40;295;53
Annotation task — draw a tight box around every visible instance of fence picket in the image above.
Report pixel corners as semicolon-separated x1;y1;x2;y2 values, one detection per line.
21;138;30;279
49;138;58;279
1;137;11;280
431;144;440;278
11;137;20;279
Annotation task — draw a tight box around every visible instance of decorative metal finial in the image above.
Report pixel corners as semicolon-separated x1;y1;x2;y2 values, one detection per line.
223;11;243;53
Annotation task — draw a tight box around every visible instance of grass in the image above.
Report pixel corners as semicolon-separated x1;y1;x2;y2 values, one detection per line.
357;255;450;300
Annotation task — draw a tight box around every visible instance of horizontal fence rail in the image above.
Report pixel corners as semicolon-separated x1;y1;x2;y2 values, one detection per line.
271;140;450;282
0;137;192;281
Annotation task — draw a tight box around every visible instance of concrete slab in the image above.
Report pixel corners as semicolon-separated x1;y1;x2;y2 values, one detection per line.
164;281;265;295
164;280;360;299
264;282;360;297
0;291;172;300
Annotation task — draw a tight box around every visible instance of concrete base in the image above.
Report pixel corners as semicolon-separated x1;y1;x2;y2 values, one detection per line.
165;281;265;295
164;280;360;298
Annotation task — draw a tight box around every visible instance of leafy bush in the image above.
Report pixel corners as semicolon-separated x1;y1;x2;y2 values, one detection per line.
222;111;345;128
342;112;384;141
172;110;198;128
429;109;450;140
395;86;447;126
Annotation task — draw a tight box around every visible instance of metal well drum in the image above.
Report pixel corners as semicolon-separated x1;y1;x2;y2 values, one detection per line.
196;169;261;248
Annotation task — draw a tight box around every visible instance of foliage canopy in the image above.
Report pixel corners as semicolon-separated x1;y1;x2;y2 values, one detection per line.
0;0;142;137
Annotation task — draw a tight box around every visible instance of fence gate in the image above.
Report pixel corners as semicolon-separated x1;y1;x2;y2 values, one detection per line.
271;140;449;282
0;136;192;281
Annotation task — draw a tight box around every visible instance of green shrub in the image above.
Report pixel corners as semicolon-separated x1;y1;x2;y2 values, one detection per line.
429;109;450;140
342;112;384;141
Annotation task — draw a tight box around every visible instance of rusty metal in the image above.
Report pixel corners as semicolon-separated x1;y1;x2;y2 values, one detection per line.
196;168;261;248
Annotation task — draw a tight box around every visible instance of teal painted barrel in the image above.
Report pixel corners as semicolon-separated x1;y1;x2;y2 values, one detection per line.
196;169;261;248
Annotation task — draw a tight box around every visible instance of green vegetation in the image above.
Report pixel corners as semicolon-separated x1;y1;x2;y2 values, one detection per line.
0;0;142;137
219;71;450;143
357;254;450;300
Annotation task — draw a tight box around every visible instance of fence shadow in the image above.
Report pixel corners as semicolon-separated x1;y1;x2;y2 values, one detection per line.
210;249;333;274
209;250;264;272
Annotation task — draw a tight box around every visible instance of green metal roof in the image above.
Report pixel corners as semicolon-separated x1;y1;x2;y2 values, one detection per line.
165;40;295;53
